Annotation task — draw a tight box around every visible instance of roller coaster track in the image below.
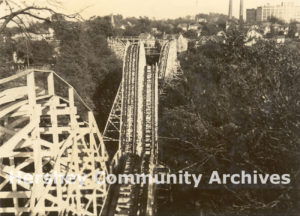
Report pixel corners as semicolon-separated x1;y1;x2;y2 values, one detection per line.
101;43;159;216
0;39;177;216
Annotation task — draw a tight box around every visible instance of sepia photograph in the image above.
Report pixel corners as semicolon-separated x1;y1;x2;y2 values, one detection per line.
0;0;299;215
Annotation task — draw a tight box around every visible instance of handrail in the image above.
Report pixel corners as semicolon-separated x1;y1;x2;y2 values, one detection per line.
0;69;34;85
0;69;92;111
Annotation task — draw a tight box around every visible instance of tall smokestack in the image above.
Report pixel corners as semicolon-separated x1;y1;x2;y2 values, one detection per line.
228;0;233;19
239;0;244;22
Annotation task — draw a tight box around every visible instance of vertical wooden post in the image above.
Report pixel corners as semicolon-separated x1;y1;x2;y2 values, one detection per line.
88;111;98;215
68;88;75;109
9;157;18;215
27;71;44;215
47;72;55;96
27;72;36;107
49;75;62;211
68;87;82;215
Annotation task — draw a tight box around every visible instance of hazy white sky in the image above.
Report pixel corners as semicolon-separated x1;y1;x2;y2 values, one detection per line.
62;0;296;19
0;0;296;20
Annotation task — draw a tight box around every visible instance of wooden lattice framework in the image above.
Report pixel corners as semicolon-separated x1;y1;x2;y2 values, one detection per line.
0;69;109;216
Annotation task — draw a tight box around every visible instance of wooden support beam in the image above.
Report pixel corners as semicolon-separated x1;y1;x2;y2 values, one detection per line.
0;126;16;136
50;95;62;210
0;191;31;198
9;157;19;215
47;72;55;96
0;207;31;213
68;87;83;215
27;72;45;215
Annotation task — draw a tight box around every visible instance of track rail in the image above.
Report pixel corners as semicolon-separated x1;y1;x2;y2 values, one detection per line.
101;43;160;216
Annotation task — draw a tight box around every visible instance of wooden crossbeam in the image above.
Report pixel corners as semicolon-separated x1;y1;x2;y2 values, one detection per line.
0;207;31;213
0;178;10;190
0;87;28;105
0;126;16;135
0;167;31;190
0;191;31;198
0;122;35;157
7;117;28;129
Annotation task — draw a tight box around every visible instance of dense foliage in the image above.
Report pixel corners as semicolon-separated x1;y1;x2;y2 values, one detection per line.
52;17;122;126
159;32;300;215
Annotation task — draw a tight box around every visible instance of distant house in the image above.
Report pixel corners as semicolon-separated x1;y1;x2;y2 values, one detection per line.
271;23;289;35
244;29;263;46
177;23;188;31
208;35;220;43
197;36;210;46
196;35;220;46
151;28;159;34
247;29;263;39
12;28;55;41
196;18;207;23
188;23;203;31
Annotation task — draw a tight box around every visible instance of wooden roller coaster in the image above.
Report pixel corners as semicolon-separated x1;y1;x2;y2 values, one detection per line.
0;39;178;216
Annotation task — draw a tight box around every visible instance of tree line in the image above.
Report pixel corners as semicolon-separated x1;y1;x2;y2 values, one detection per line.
158;30;300;215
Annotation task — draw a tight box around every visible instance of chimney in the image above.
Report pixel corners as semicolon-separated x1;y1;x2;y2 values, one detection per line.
239;0;244;22
228;0;233;19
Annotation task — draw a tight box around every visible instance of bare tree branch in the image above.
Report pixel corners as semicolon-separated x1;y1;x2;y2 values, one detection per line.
0;1;82;34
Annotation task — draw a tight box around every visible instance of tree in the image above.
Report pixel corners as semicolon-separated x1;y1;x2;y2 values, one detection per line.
201;23;220;36
288;22;298;38
0;0;80;34
53;18;122;125
268;16;285;25
0;0;82;77
183;30;198;38
0;35;15;78
160;29;300;215
123;17;152;36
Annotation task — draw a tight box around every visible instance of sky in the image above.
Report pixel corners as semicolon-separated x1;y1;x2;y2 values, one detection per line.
61;0;295;19
0;0;296;21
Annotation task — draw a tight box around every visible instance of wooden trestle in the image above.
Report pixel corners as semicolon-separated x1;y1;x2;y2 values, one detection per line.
0;70;109;216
